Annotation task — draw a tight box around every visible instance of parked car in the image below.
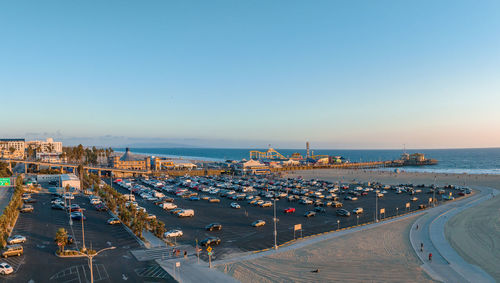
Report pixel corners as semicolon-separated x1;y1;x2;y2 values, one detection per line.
353;207;363;214
314;207;326;213
164;229;183;238
23;198;37;203
336;209;351;217
107;218;120;225
205;223;222;231
20;204;34;213
51;203;65;210
1;245;23;258
0;262;13;275
200;237;221;246
70;212;86;220
230;202;241;209
95;204;108;211
283;207;296;213
410;197;418;202
304;211;316;217
7;235;26;245
333;201;343;207
208;198;220;203
251;220;266;227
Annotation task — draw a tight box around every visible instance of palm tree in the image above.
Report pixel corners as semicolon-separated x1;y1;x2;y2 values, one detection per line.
55;228;68;253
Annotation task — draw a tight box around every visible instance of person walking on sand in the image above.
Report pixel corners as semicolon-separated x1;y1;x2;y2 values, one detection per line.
420;242;424;252
184;250;187;259
429;253;432;262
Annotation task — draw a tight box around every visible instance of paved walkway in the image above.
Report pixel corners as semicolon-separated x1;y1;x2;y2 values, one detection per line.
0;186;13;213
410;187;498;283
156;255;240;283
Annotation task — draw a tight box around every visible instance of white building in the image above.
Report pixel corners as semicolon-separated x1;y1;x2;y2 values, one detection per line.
26;138;63;154
36;174;80;190
0;138;26;159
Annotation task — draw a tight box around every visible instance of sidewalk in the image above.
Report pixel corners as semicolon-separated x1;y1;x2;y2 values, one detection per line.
156;255;239;283
409;186;497;283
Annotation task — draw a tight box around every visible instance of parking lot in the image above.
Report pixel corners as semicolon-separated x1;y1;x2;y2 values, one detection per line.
110;176;467;261
1;190;174;282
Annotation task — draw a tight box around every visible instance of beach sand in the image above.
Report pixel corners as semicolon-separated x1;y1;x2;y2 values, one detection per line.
218;169;500;282
218;215;433;282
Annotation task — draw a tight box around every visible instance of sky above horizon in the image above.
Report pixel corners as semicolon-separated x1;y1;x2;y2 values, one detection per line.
1;1;500;149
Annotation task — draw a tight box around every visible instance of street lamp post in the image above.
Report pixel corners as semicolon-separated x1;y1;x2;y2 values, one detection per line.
273;198;278;250
375;191;378;222
396;207;399;216
81;213;86;251
79;246;116;283
357;215;359;225
337;219;340;230
433;175;437;207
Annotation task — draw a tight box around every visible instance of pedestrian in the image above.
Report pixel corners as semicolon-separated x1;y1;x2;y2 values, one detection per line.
172;248;175;256
176;249;180;257
420;242;423;252
184;250;187;258
428;253;432;262
416;224;419;230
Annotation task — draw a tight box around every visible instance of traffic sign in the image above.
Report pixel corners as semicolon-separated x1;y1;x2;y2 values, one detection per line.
0;178;10;187
206;246;212;253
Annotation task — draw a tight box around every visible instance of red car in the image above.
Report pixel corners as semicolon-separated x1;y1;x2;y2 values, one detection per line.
361;192;368;196
284;207;296;213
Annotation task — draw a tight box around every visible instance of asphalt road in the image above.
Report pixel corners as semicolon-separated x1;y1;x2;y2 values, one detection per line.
0;192;175;282
110;180;464;261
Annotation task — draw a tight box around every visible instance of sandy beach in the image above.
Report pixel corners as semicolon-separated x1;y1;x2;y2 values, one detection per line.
218;214;434;282
217;169;500;282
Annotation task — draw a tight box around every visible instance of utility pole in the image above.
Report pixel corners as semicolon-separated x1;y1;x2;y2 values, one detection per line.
375;191;378;222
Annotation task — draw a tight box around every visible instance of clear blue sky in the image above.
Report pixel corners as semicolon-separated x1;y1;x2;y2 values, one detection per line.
1;1;499;149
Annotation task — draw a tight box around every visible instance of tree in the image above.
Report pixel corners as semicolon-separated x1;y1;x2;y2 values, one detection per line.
55;228;68;252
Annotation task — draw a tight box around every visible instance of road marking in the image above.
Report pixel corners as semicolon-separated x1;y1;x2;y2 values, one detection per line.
122;274;128;280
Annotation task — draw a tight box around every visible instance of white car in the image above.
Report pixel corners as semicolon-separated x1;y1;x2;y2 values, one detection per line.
230;202;241;209
164;229;183;238
63;193;74;200
7;235;26;245
90;198;101;205
0;262;14;275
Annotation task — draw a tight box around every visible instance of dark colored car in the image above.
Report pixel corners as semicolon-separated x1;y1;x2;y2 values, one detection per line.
23;198;37;203
51;203;65;210
95;204;108;211
200;237;221;246
314;207;326;213
336;209;351;217
205;223;222;231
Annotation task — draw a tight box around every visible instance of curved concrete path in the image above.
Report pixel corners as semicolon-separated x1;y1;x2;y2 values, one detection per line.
409;187;498;283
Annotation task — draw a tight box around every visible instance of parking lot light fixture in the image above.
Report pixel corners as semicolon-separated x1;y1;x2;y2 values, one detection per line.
357;215;359;225
273;198;278;250
337;220;340;230
79;246;116;283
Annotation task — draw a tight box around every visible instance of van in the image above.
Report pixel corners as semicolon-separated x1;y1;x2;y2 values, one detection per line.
177;209;194;217
2;245;23;258
160;202;177;210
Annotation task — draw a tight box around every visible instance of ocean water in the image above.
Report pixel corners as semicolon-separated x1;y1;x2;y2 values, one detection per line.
114;147;500;175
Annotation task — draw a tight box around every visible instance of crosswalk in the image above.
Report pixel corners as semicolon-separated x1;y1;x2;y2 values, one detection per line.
49;264;109;283
134;265;171;279
131;245;194;261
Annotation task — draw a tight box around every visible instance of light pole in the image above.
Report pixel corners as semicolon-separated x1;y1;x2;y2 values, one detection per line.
375;191;378;222
356;215;359;225
273;198;278;250
396;207;399;216
79;246;116;283
433;175;437;207
337;219;340;230
81;213;86;251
